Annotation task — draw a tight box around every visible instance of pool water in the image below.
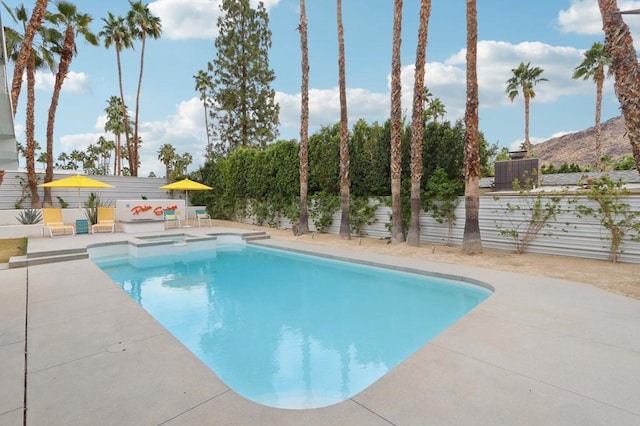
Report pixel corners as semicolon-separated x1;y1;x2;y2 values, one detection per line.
94;244;491;409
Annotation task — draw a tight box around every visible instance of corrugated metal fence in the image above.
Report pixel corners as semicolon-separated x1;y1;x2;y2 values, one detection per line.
0;171;170;209
239;195;640;264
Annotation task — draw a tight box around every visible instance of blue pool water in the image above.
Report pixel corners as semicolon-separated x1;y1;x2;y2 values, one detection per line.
94;244;491;409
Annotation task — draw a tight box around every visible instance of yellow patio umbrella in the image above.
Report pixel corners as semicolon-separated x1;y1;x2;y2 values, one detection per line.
39;174;115;208
159;178;213;223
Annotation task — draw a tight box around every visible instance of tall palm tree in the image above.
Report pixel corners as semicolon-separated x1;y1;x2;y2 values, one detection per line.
104;96;128;176
157;143;176;182
505;62;547;157
8;0;48;116
298;0;310;235
4;3;55;208
390;0;404;243
462;0;482;254
193;70;213;159
406;0;431;247
99;13;133;175
127;0;162;177
573;42;612;172
43;2;98;206
336;0;350;240
96;136;115;174
596;0;640;172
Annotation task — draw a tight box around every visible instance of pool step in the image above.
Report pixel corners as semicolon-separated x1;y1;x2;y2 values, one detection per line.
9;249;89;268
243;232;270;242
27;247;87;259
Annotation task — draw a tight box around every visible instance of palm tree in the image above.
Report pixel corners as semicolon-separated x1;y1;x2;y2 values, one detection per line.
69;149;83;170
406;0;431;247
4;3;56;208
426;97;446;122
298;0;310;235
298;0;309;234
462;0;482;254
43;2;98;206
56;151;69;169
389;0;404;243
505;62;547;157
171;152;192;181
573;42;612;172
193;70;213;159
99;13;134;175
96;136;115;174
8;0;48;116
337;0;350;240
157;143;176;182
37;151;47;168
104;96;128;176
127;0;162;177
596;1;640;172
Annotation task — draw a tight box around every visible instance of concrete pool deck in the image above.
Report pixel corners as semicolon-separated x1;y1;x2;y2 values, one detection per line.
1;227;639;425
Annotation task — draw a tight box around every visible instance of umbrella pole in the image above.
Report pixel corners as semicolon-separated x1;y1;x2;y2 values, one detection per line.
186;190;189;225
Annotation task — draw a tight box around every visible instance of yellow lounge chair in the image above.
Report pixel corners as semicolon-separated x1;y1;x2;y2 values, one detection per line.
164;209;181;229
42;208;75;238
195;209;211;227
92;206;116;234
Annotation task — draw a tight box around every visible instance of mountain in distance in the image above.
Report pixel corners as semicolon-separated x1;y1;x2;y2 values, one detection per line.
532;115;633;167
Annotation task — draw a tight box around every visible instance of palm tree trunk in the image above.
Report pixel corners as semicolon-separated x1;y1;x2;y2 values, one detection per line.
595;66;604;171
44;28;74;206
337;0;350;240
598;0;640;172
407;0;431;247
25;55;40;208
523;90;531;157
298;0;310;234
132;34;147;177
462;0;482;254
10;0;48;117
203;103;212;160
115;44;133;177
390;0;404;244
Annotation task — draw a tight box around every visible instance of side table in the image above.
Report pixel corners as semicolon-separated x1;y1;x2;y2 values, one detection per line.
76;219;89;235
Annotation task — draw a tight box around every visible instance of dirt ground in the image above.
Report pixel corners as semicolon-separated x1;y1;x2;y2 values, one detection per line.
213;220;640;300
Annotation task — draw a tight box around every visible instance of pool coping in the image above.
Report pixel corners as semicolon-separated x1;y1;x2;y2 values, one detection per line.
1;226;639;425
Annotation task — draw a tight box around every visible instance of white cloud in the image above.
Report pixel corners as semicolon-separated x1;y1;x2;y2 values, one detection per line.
276;87;388;137
558;0;640;41
149;0;280;41
276;39;604;140
36;71;92;94
136;97;208;177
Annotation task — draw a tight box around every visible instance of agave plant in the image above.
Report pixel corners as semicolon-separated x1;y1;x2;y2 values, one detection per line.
16;209;43;225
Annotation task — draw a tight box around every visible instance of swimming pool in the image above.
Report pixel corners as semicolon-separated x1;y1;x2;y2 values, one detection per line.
92;243;491;409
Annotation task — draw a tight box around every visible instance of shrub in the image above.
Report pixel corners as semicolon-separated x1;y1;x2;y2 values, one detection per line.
16;209;42;225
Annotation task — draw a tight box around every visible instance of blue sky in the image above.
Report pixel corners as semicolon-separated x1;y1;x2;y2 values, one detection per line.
6;0;640;177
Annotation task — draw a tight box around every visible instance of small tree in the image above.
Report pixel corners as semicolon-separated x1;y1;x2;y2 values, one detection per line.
493;174;568;254
572;175;640;262
424;167;462;246
493;191;567;254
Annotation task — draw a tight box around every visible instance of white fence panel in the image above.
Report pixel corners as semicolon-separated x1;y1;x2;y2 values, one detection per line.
236;194;640;264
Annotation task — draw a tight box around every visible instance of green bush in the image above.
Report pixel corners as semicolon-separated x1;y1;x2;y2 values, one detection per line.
16;209;42;225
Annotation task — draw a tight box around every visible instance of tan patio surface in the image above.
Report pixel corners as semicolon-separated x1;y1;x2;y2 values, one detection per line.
1;226;639;425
